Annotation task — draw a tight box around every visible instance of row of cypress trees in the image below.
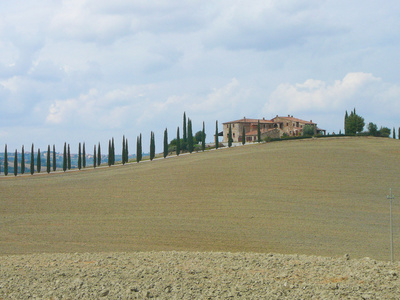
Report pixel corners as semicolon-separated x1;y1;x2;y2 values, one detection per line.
2;112;220;176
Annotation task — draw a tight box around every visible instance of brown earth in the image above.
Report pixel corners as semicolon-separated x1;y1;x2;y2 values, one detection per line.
0;137;399;261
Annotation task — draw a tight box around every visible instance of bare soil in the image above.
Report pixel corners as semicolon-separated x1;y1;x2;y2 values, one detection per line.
1;251;399;299
0;137;399;260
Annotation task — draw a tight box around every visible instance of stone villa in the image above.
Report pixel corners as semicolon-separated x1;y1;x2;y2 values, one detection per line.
222;115;326;143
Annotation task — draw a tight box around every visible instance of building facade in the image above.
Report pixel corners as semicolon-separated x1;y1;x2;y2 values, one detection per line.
222;115;325;143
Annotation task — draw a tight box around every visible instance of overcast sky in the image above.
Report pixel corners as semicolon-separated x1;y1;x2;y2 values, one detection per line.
1;0;399;153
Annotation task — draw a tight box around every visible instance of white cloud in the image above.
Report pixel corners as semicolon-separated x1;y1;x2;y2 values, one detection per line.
264;72;382;113
263;72;400;132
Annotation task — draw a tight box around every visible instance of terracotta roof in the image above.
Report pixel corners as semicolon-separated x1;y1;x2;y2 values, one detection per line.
223;118;273;124
274;116;316;125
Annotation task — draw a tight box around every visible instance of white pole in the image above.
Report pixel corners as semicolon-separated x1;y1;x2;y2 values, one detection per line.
387;188;395;263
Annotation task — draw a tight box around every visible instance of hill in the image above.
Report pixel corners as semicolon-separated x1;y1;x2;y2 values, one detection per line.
0;136;399;261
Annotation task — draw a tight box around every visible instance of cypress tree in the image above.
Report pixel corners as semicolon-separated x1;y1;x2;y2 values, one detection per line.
93;145;97;168
176;127;180;156
78;143;82;170
257;120;261;143
150;131;155;161
63;142;67;172
47;145;51;174
82;143;86;168
97;142;101;166
398;127;400;140
136;134;143;163
21;145;25;175
37;148;41;173
136;136;140;163
14;149;18;176
125;139;129;163
112;137;115;165
163;128;168;158
67;144;71;170
202;122;206;151
228;124;233;147
344;110;348;134
242;125;246;145
4;144;8;176
215;121;219;149
393;128;396;139
183;112;187;151
53;145;56;171
30;144;34;175
188;118;193;153
140;134;143;161
122;135;126;164
108;140;111;166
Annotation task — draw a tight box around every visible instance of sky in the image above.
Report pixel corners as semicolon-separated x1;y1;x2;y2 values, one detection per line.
1;0;400;154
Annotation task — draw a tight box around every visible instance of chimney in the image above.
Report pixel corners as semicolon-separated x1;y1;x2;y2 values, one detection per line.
310;120;312;123
263;117;265;120
288;114;290;117
291;115;293;118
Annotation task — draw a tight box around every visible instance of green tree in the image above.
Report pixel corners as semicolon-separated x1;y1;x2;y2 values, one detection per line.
21;146;25;175
125;138;129;163
82;143;86;168
136;136;141;163
4;144;8;176
67;144;71;170
122;135;126;165
257;120;261;143
215;121;219;149
183;112;187;151
37;148;41;173
367;122;378;136
150;131;155;161
47;145;51;173
111;138;115;165
163;128;168;158
398;127;400;140
303;125;315;136
78;143;82;170
378;127;391;137
242;125;246;145
97;142;101;166
31;144;34;175
228;124;233;147
188;118;194;153
344;110;349;134
345;110;365;134
108;140;111;166
176;127;180;156
93;145;97;168
63;143;67;172
393;128;396;139
202;122;206;151
14;149;18;176
53;145;56;171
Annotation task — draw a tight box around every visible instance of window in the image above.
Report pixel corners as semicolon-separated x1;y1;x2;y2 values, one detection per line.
233;133;235;138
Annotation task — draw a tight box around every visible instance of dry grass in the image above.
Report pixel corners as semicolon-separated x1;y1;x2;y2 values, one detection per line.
1;136;399;260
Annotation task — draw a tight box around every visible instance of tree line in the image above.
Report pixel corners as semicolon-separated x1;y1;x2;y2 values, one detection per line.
0;112;218;176
344;108;394;137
